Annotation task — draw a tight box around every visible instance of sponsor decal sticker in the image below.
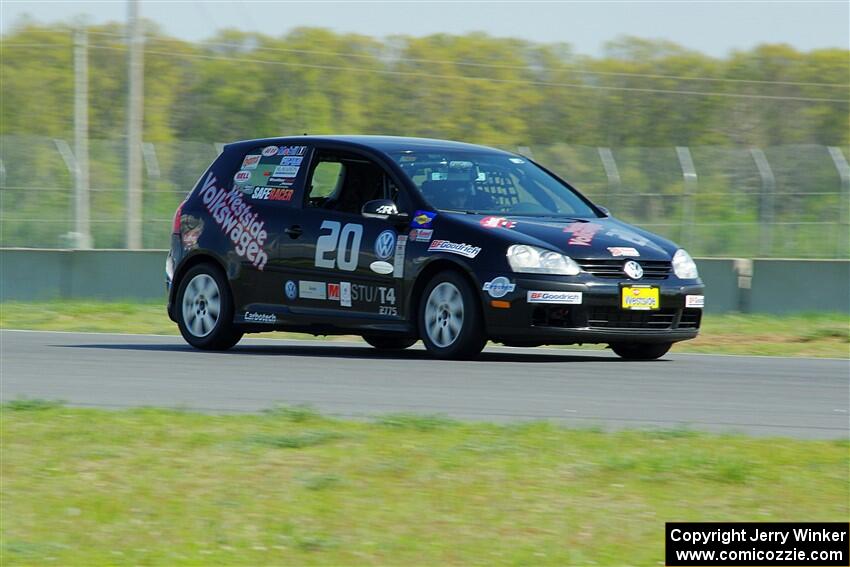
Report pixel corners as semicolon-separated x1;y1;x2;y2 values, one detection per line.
234;170;252;183
411;210;437;228
527;291;583;304
251;186;295;201
374;230;397;260
480;216;517;229
393;235;407;278
608;246;640;257
427;240;481;258
199;173;268;270
261;146;279;157
299;280;327;300
370;261;393;275
340;282;352;307
482;276;516;298
509;157;525;164
409;228;433;242
564;222;602;246
280;156;303;166
278;145;306;156
244;311;275;324
284;280;297;300
685;294;705;308
375;204;398;215
272;165;299;178
241;154;261;169
328;283;341;301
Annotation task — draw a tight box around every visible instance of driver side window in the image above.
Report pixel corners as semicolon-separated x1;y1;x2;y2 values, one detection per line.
306;151;409;214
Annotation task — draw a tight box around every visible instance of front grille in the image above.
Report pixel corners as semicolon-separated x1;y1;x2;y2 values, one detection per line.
531;305;701;331
576;259;671;280
586;306;677;329
679;309;702;329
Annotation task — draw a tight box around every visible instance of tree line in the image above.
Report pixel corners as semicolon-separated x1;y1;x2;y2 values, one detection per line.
2;22;848;148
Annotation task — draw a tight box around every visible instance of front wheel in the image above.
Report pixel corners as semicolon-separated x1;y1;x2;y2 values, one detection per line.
176;264;242;351
419;271;486;359
610;342;672;360
362;335;417;350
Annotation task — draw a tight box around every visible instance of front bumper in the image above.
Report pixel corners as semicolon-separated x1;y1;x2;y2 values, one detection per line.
482;274;704;345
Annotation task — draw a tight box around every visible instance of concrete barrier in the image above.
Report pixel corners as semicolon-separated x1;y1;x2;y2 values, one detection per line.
1;248;167;301
1;249;847;313
750;259;850;314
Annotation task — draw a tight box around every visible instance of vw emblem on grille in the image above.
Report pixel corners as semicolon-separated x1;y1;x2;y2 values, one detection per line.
623;260;643;280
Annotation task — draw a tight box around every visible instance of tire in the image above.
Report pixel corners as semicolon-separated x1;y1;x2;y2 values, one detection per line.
176;263;242;350
362;335;417;350
418;271;486;359
610;342;672;360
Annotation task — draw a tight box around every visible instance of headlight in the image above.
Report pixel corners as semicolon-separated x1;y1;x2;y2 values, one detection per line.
507;244;581;275
672;249;699;279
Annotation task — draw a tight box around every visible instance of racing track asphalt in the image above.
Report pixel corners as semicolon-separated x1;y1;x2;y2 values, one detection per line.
2;329;848;439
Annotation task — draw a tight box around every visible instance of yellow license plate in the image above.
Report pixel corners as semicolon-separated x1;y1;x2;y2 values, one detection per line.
621;286;660;310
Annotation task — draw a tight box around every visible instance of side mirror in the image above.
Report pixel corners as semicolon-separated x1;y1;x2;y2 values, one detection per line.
362;199;409;222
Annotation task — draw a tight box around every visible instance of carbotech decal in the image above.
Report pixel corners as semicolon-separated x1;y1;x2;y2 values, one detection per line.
685;295;705;308
564;222;602;246
427;240;481;258
244;311;275;324
199;173;268;270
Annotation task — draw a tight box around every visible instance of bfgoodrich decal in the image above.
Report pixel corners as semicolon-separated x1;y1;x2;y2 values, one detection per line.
527;291;583;304
199;173;268;270
427;240;481;258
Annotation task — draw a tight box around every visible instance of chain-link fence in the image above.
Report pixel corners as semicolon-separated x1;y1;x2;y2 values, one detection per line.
1;135;847;257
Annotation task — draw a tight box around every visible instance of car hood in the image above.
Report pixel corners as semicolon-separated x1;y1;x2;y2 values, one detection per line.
453;214;678;260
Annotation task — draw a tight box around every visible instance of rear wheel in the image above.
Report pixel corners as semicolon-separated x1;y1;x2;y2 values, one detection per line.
419;271;486;359
362;335;417;350
610;342;672;360
176;264;242;350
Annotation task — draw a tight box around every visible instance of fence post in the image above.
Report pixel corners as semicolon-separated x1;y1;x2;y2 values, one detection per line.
750;148;775;257
517;146;534;159
675;146;697;250
73;27;92;249
597;147;621;206
827;146;850;257
214;143;225;155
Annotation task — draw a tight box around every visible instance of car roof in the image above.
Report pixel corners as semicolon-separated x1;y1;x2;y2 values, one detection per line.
226;135;515;156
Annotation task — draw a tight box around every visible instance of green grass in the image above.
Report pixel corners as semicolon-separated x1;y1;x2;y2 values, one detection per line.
1;301;847;357
2;404;847;566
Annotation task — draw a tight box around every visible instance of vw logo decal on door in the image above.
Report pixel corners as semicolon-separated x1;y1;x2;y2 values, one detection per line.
623;260;643;280
375;230;397;260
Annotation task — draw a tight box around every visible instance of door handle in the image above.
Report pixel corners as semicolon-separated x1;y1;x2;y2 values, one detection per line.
285;225;303;238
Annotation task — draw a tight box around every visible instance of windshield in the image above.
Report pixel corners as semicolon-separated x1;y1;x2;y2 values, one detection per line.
391;150;599;218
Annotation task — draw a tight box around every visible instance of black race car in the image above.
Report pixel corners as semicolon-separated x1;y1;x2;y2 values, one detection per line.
166;136;704;359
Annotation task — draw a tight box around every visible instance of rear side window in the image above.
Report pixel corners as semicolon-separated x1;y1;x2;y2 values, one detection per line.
232;144;311;205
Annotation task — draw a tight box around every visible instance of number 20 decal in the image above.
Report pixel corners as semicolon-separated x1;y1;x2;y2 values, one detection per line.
315;221;363;271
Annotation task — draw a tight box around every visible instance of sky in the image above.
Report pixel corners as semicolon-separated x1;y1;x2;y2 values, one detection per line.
2;1;848;56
